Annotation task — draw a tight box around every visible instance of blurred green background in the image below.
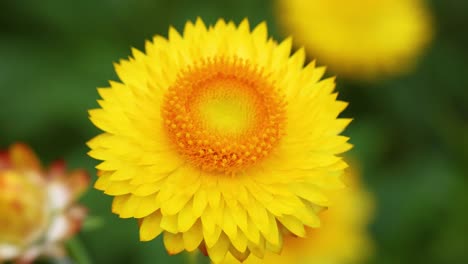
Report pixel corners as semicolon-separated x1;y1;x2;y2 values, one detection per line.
1;0;467;263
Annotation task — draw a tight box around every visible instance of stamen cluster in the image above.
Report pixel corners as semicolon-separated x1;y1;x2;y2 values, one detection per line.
162;57;287;174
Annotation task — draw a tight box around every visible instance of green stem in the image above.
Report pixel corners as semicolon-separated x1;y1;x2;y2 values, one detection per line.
66;237;92;264
187;251;199;264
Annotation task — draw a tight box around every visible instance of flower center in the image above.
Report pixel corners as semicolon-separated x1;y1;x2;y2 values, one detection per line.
162;57;287;174
193;83;257;135
0;171;47;246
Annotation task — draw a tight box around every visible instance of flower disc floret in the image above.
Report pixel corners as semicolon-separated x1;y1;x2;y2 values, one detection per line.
162;56;286;174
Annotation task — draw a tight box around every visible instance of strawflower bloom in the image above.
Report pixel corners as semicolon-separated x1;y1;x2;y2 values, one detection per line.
0;143;89;263
221;168;374;264
88;18;351;263
277;0;433;80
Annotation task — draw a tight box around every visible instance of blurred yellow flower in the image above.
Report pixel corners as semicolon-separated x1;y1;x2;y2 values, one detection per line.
221;168;374;264
277;0;433;80
88;18;351;263
0;143;89;263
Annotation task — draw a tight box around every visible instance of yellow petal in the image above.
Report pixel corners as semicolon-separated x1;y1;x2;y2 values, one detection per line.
240;216;260;245
109;168;134;181
134;193;160;218
293;202;321;228
192;189;208;217
204;225;223;249
225;200;247;232
94;171;111;190
118;194;141;218
222;206;238;241
139;212;163;241
230;231;248;253
104;180;132;196
161;191;193;216
245;199;270;240
207;233;230;263
271;37;293;71
131;181;161;196
277;215;306;237
290;183;330;206
261;213;280;246
201;206;217;236
183;220;203;252
163;232;185;255
112;194;131;216
247;235;265;259
178;200;198;232
207;188;221;209
160;214;178;233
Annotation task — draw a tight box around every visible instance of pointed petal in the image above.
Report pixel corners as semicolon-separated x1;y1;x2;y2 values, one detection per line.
139;212;163;241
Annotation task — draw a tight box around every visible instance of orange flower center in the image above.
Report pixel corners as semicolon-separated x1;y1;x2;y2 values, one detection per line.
162;57;287;174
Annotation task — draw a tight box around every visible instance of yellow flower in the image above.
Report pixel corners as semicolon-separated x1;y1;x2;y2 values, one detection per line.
276;0;432;80
88;18;351;263
0;143;89;263
221;167;374;264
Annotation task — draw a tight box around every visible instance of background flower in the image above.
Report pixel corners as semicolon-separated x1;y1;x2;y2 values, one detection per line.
220;166;374;264
276;0;433;80
0;143;89;263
